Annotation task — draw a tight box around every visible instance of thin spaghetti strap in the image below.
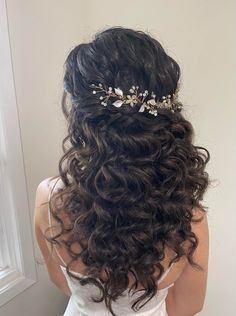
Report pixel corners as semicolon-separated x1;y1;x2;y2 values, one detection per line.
157;262;175;284
48;177;67;267
47;177;60;230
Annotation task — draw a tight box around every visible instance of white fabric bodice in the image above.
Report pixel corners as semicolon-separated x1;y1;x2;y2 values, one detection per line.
60;264;173;316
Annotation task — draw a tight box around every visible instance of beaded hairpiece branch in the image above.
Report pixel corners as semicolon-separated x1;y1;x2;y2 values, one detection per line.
90;83;182;116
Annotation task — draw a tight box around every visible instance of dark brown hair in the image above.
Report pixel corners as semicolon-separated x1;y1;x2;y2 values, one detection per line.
45;26;210;315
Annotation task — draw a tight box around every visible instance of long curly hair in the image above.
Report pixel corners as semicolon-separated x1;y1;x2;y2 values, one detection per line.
45;26;210;315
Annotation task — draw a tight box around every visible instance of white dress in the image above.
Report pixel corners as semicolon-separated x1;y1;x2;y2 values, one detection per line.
60;264;174;316
48;183;174;316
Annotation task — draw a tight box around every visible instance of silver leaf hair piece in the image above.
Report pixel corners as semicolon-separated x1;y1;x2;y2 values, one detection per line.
90;83;182;116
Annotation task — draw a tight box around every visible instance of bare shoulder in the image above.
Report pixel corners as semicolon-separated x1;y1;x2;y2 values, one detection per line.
192;206;207;219
166;207;209;314
191;206;209;237
34;176;60;229
181;206;209;264
35;176;60;206
191;206;209;261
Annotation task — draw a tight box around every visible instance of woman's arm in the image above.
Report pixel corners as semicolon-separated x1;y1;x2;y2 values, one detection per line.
34;178;71;297
166;208;209;316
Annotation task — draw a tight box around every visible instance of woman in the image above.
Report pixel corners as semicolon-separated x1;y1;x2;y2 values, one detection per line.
34;26;210;316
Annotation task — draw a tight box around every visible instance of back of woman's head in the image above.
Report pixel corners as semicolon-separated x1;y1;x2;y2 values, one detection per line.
47;26;210;315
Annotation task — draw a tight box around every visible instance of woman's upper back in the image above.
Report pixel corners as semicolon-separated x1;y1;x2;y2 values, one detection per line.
35;176;208;315
39;176;188;290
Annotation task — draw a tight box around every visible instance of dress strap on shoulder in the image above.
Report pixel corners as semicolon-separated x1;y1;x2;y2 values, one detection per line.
47;177;60;229
157;262;175;284
47;177;67;267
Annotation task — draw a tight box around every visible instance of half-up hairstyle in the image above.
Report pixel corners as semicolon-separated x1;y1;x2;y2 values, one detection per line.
45;26;210;315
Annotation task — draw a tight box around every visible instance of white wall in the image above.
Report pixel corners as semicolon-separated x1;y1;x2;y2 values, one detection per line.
1;1;88;315
2;0;236;315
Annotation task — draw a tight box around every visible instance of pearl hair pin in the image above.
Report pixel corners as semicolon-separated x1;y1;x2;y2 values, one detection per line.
90;83;182;116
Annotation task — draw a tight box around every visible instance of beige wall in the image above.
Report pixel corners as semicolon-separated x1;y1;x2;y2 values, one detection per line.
2;0;236;315
1;1;88;315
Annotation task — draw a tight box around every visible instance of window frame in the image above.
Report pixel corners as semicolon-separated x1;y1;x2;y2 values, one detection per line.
0;0;37;306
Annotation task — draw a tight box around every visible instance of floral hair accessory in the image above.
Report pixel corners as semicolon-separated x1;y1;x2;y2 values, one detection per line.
90;83;182;116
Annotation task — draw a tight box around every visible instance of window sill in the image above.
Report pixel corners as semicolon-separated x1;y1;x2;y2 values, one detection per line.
0;267;36;306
